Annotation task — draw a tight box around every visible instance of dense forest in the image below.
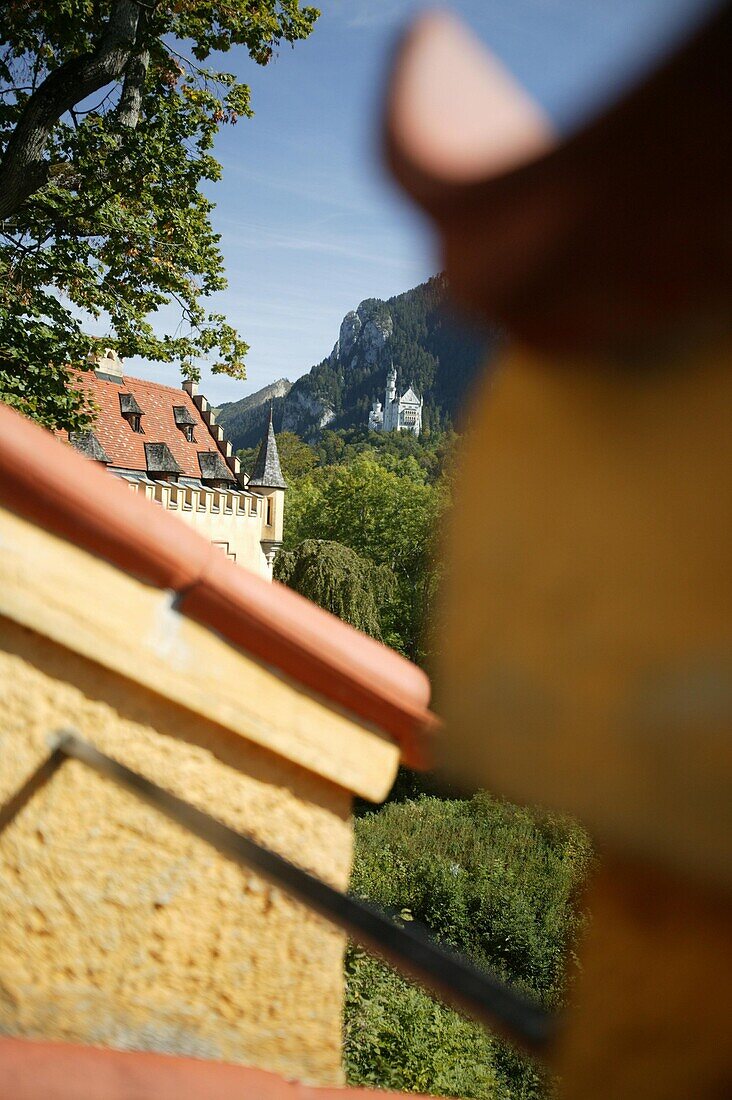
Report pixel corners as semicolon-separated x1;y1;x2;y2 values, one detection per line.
347;794;593;1099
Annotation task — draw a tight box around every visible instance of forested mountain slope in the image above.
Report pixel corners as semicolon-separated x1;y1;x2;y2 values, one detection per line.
215;377;291;451
283;275;497;438
217;276;497;447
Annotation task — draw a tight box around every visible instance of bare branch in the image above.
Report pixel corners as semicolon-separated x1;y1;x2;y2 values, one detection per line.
0;1;143;219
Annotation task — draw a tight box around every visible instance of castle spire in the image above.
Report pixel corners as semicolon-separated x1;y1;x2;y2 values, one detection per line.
248;411;287;489
386;361;397;406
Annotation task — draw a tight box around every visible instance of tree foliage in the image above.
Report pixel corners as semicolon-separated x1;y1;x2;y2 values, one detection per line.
282;453;445;661
274;538;392;640
346;793;594;1099
314;425;460;485
0;1;318;428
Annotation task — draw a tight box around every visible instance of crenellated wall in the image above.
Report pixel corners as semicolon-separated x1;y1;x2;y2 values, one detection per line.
122;477;278;578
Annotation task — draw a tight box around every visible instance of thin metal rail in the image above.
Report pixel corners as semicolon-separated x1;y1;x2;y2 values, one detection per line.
0;731;555;1054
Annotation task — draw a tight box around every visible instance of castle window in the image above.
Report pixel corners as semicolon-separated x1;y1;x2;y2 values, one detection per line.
119;392;144;433
266;497;273;526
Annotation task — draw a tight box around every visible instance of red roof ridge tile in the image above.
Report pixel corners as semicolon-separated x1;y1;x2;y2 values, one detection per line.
116;372;202;395
0;401;435;767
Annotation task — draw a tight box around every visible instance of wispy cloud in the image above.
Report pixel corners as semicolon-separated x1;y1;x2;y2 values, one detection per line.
328;0;420;32
225;163;378;219
216;218;419;271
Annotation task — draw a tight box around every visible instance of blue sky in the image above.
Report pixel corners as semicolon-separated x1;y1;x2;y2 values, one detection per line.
130;0;715;403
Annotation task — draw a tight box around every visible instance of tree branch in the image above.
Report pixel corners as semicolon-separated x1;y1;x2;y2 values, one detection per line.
0;1;142;220
116;46;150;129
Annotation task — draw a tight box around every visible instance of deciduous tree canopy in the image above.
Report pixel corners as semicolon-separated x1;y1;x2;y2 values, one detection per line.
273;538;390;640
282;452;445;661
0;1;318;428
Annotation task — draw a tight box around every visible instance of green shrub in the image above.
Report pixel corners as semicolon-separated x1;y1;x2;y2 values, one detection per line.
345;793;593;1098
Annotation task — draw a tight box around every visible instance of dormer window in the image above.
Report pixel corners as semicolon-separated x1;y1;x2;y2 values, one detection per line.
198;450;235;489
144;442;182;482
173;405;197;443
69;430;110;464
119;392;144;433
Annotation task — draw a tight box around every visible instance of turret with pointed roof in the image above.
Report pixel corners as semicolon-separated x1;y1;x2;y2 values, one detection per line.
248;409;287;489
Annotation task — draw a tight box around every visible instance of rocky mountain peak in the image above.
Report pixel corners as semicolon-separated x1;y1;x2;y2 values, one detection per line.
216;276;493;449
330;299;394;369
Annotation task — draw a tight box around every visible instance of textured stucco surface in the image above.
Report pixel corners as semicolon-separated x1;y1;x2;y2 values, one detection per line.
0;617;352;1085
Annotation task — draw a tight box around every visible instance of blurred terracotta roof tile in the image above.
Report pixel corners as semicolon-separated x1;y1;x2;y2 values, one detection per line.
385;5;731;352
0;1038;439;1100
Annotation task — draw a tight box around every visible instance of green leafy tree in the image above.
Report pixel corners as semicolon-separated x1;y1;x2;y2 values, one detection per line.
0;1;318;428
315;426;460;486
346;793;594;1099
274;538;393;640
283;454;445;661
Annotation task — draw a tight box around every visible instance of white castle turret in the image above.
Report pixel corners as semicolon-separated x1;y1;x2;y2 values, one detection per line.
385;364;397;406
368;364;423;437
368;399;383;433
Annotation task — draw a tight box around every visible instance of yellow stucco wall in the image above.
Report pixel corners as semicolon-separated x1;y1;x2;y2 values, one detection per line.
130;478;275;578
177;490;272;574
0;617;352;1085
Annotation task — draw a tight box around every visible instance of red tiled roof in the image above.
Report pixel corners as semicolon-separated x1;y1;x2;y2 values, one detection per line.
0;401;436;767
59;369;234;480
0;1038;440;1099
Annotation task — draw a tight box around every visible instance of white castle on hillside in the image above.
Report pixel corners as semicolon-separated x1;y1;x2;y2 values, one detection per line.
367;364;423;437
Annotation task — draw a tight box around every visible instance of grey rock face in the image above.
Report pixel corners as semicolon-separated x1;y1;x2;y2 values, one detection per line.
329;302;393;370
282;390;335;439
282;298;396;439
217;377;292;417
331;310;362;363
360;311;393;366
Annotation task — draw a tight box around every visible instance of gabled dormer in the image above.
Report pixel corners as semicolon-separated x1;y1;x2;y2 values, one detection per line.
173;405;197;443
198;450;235;489
119;392;144;434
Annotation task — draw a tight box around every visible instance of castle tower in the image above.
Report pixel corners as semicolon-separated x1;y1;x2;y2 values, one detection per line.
386;363;397;405
368;399;383;432
367;365;423;436
248;406;287;573
383;364;398;431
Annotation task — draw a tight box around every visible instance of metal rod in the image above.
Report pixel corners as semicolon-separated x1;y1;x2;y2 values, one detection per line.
0;733;555;1053
0;746;66;834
